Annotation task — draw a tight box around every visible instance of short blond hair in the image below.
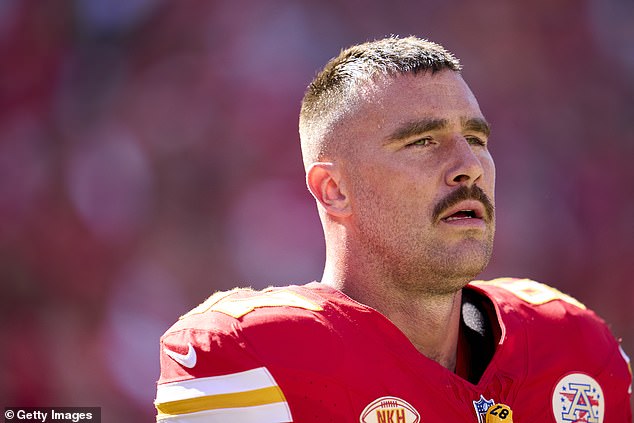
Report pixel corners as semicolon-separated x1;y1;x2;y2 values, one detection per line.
299;36;462;168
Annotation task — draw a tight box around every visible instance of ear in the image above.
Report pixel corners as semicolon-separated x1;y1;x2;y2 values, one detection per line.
306;162;351;217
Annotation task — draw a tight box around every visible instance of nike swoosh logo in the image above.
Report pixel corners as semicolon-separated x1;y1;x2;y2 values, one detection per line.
164;342;197;368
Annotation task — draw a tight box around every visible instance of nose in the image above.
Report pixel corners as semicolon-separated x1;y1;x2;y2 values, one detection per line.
444;137;484;186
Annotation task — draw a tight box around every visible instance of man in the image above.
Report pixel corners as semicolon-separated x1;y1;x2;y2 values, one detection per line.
154;36;631;423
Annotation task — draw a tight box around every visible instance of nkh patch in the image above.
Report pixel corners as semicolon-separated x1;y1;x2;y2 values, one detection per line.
473;395;495;423
552;373;604;423
359;396;421;423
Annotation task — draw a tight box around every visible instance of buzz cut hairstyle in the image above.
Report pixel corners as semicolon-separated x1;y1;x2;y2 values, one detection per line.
299;36;462;168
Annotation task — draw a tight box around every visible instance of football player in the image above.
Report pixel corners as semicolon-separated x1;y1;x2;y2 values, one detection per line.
155;36;632;423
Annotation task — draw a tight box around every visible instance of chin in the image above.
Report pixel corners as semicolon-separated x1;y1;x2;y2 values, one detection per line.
435;244;493;283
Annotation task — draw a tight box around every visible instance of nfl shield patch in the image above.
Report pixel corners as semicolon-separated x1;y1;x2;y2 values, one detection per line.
473;395;495;423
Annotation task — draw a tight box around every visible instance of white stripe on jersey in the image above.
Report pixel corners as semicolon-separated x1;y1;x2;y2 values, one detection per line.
155;367;292;423
156;367;281;402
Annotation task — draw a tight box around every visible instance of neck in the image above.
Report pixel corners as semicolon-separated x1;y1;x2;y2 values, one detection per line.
319;223;476;370
322;259;465;371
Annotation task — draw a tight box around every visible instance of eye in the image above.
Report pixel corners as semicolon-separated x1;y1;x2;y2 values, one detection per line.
407;137;433;147
465;135;487;147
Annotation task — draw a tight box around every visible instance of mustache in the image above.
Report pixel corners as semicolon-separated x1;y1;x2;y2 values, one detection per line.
432;185;495;223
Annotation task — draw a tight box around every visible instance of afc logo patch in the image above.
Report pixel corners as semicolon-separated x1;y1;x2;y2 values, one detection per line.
552;373;604;423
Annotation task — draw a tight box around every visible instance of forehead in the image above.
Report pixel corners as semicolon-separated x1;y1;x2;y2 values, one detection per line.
352;71;483;132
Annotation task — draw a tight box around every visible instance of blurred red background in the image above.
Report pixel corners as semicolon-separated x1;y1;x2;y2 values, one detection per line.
0;0;632;420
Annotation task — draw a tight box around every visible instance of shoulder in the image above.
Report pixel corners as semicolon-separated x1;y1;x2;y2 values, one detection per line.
470;277;588;314
156;283;350;422
468;278;631;421
469;277;609;337
158;283;348;380
165;283;340;337
471;278;632;418
470;277;628;372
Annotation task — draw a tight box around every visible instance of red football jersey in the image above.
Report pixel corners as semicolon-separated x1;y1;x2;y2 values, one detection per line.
155;278;632;422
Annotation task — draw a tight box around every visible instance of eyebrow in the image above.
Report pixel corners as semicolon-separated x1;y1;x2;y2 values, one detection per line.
462;117;491;137
384;117;491;144
385;118;448;143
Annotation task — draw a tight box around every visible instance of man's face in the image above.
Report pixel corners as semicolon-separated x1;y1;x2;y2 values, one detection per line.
336;70;495;291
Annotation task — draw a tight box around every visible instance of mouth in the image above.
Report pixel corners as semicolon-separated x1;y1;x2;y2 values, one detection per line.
444;210;479;221
439;200;487;223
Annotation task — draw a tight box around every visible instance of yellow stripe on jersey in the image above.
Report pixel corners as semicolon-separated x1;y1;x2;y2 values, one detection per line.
156;385;286;417
210;289;323;319
155;367;292;422
182;288;322;319
472;278;586;310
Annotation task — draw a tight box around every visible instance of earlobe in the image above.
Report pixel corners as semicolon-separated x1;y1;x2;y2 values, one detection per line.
306;163;351;217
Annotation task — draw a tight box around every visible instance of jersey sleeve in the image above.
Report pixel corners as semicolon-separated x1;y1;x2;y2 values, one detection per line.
154;289;295;423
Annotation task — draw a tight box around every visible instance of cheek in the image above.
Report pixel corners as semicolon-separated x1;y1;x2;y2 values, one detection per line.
347;165;395;206
347;163;435;218
480;153;496;196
